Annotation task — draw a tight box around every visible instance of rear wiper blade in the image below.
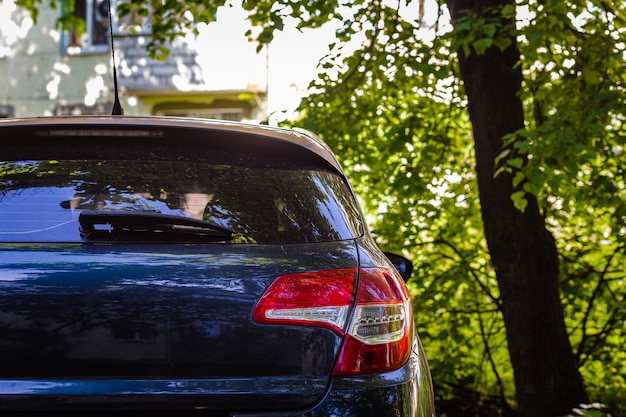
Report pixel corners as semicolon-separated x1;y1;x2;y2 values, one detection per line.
78;210;234;242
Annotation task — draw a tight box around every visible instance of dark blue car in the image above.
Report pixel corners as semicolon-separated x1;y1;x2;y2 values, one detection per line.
0;116;435;416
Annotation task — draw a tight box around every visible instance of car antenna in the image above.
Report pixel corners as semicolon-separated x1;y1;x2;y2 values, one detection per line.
107;0;124;115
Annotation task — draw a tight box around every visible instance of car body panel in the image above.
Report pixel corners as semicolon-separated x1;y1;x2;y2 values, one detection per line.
0;242;356;410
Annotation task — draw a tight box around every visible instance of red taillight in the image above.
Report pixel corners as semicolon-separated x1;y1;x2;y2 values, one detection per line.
252;267;413;376
252;268;357;334
332;268;412;375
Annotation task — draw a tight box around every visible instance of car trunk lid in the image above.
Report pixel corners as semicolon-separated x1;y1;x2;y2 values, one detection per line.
0;241;357;411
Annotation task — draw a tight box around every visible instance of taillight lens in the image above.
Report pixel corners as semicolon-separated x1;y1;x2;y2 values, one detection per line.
252;267;413;376
332;268;413;375
252;268;357;334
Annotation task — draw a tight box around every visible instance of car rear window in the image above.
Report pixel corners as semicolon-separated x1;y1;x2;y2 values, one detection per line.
0;159;362;244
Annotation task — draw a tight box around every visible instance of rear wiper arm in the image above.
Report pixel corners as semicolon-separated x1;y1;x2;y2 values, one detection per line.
79;210;234;242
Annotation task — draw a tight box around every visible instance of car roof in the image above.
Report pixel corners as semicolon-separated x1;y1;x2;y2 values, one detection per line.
0;115;344;174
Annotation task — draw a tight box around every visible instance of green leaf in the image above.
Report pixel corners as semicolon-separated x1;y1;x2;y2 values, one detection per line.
513;140;530;153
506;158;524;169
472;38;493;55
511;191;528;212
495;149;511;166
501;4;515;18
513;171;525;187
482;23;497;38
583;70;602;85
522;181;540;196
493;37;512;51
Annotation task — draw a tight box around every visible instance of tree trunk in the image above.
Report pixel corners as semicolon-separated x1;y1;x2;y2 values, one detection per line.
445;0;588;415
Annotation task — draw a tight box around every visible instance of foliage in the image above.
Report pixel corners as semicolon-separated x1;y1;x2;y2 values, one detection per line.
14;0;626;414
512;2;626;411
293;1;626;414
567;403;614;417
293;3;519;413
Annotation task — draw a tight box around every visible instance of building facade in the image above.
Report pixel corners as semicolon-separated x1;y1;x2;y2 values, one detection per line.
0;0;269;120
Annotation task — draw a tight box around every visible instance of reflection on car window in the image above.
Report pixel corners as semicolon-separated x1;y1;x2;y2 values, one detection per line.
0;160;361;243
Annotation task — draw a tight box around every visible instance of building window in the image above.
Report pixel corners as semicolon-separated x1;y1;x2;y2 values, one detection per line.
0;105;14;118
62;0;109;54
152;100;254;122
61;0;153;54
54;102;112;115
155;108;246;122
114;5;152;35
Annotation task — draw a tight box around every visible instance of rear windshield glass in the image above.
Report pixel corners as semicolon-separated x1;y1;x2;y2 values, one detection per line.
0;160;362;244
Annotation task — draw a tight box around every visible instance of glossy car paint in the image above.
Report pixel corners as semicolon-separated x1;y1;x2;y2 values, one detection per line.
0;116;436;416
0;242;352;409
